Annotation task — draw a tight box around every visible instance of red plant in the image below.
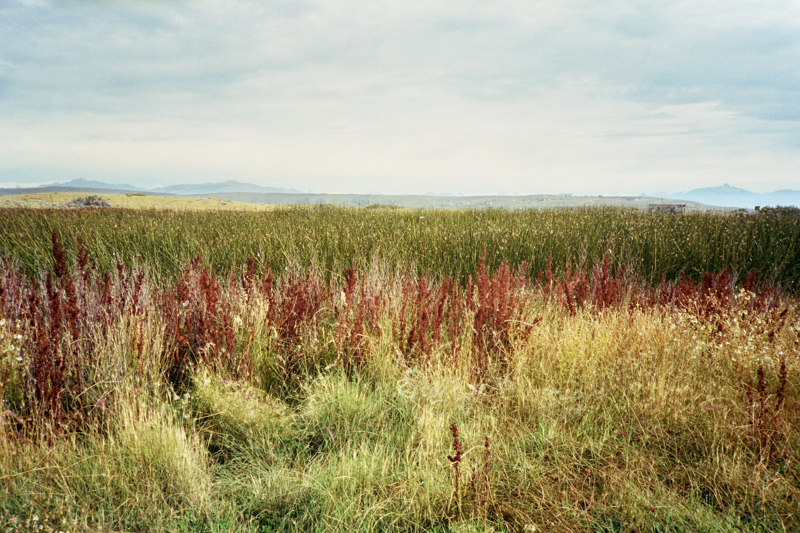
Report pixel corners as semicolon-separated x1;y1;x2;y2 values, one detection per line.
10;233;108;435
447;422;464;511
447;423;494;517
392;275;462;365
255;263;330;381
468;250;534;380
335;269;384;372
240;256;257;302
262;265;327;344
164;254;249;388
448;281;463;366
745;356;789;464
467;436;492;511
27;277;67;430
51;230;67;280
591;252;625;311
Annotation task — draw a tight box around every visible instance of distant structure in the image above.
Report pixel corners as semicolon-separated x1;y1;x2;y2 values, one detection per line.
648;203;686;214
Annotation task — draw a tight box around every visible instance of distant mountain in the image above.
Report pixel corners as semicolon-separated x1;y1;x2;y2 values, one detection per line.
39;179;147;192
29;178;300;196
668;184;800;209
151;180;301;195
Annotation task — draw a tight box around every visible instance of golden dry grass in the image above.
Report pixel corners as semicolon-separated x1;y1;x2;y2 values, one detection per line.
0;191;275;211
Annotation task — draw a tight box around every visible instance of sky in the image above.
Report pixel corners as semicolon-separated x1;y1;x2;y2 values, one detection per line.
1;0;799;196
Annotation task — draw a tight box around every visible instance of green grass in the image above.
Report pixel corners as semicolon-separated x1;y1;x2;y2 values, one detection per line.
0;206;798;289
1;206;799;532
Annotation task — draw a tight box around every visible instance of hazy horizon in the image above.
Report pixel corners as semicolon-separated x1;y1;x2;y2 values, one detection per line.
2;178;798;200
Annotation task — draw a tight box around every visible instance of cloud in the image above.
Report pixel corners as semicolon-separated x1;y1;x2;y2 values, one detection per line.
1;0;799;194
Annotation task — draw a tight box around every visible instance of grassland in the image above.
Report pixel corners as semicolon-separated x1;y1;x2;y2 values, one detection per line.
0;192;275;212
1;206;799;532
1;206;799;289
0;189;714;211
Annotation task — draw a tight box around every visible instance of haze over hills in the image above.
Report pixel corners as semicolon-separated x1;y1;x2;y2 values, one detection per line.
0;179;302;197
22;179;300;195
667;183;800;209
37;178;148;192
150;180;301;195
0;178;797;209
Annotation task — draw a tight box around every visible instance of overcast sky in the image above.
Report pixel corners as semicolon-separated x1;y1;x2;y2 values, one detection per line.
1;0;799;195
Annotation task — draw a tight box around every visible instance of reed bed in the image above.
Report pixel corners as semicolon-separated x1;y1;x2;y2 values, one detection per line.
0;207;798;532
0;206;798;289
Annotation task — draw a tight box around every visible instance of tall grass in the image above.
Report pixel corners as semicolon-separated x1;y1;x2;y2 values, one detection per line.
1;206;798;290
1;210;798;532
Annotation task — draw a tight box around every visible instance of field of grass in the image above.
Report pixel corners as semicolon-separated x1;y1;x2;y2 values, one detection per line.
1;206;799;532
1;206;798;289
0;192;275;212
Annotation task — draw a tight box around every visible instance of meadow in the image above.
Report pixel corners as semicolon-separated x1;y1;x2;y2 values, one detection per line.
1;206;799;287
0;206;798;532
0;192;274;212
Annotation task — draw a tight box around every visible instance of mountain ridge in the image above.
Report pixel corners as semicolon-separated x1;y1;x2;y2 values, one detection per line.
4;178;798;209
30;179;301;196
668;183;800;208
151;180;301;195
38;178;147;192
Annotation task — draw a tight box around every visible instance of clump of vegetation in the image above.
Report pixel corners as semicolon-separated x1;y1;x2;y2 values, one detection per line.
757;205;800;217
364;203;404;209
1;209;798;532
66;195;110;208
